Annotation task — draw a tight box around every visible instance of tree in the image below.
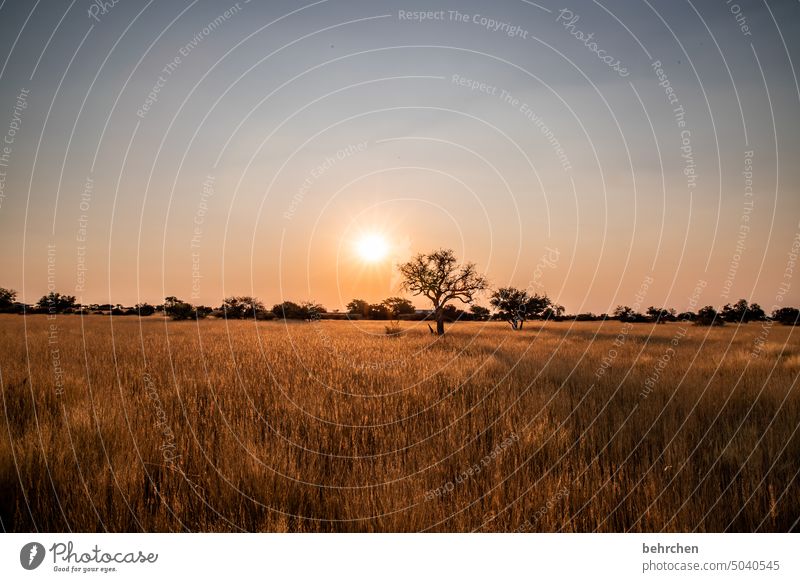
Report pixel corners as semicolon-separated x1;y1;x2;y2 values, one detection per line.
469;305;491;321
221;296;265;319
747;303;766;321
720;299;766;323
542;303;565;320
136;303;156;316
772;307;799;325
398;249;489;335
647;306;677;323
302;301;326;320
695;305;723;326
613;305;642;322
382;297;415;318
272;301;325;320
163;296;195;320
720;299;749;323
489;287;551;330
0;287;17;312
272;301;304;319
36;292;77;313
441;304;466;322
368;303;390;320
346;298;370;318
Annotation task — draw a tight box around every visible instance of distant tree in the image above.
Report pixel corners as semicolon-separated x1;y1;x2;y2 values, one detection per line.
719;299;766;323
398;249;488;335
747;303;766;321
272;301;325;320
0;287;18;312
164;296;195;320
302;302;326;320
221;296;265;319
647;306;677;323
772;307;799;326
676;311;696;322
36;292;77;313
441;304;467;322
490;287;551;330
469;305;491;321
541;303;565;320
382;297;415;318
135;303;155;316
0;287;17;311
195;306;213;318
720;299;749;323
574;312;598;321
346;298;370;317
272;301;304;319
695;305;723;326
613;305;643;322
368;303;391;320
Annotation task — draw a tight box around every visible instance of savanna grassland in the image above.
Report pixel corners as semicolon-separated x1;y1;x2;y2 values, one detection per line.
1;314;798;532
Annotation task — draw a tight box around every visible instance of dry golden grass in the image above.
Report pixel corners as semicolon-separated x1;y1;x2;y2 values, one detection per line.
1;314;798;532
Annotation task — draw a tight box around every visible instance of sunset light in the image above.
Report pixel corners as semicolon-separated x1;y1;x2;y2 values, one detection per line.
355;233;390;263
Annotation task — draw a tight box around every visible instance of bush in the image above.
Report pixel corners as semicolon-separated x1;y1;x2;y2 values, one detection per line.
695;306;724;326
772;307;799;325
384;322;403;336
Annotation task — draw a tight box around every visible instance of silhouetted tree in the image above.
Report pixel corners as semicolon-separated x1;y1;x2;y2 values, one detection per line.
398;249;488;335
772;307;799;325
469;305;491;321
720;299;748;323
164;296;195;320
0;287;17;312
647;306;677;323
302;302;326;320
221;296;265;319
382;297;415;318
747;303;766;321
36;292;77;313
720;299;767;323
490;287;551;330
695;305;723;326
272;301;304;319
346;298;370;317
613;305;645;322
368;303;390;320
272;301;326;320
441;304;467;322
542;303;565;320
136;303;156;316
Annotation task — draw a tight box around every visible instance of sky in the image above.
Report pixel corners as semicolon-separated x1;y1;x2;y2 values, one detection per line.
0;0;798;314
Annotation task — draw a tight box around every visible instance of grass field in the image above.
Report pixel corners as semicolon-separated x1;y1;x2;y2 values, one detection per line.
1;314;798;532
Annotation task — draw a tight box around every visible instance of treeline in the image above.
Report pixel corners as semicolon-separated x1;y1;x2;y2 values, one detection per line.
1;287;798;326
562;299;800;326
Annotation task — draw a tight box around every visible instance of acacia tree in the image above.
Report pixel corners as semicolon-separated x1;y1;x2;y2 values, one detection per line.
0;287;17;312
398;249;488;335
36;292;77;313
490;287;551;330
382;297;415;320
221;296;264;319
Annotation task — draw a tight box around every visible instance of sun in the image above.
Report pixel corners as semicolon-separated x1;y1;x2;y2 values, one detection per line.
355;233;389;263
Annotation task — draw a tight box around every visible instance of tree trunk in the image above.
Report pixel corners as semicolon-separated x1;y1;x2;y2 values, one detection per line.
436;311;445;335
